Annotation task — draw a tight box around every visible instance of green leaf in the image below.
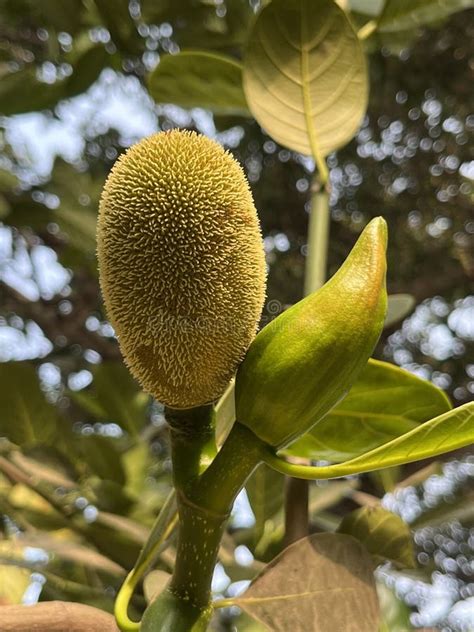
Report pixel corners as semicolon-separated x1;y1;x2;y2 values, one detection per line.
68;389;108;420
89;479;133;514
141;0;254;50
266;402;474;479
46;159;102;258
55;205;98;257
0;45;108;116
133;490;178;572
0;168;19;191
385;293;415;328
77;435;126;484
93;362;150;435
149;51;249;115
334;402;474;473
27;0;85;34
377;582;413;632
243;0;368;158
122;442;152;500
0;68;63;116
285;359;451;462
5;159;103;269
219;533;380;632
378;0;474;32
93;0;141;54
0;362;59;447
246;464;284;544
338;506;415;568
215;379;236;445
143;570;171;604
64;45;110;98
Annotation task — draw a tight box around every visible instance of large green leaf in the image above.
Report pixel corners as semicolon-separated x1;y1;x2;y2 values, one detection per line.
338;506;415;568
243;0;368;158
149;51;249;115
216;533;380;631
0;362;59;447
378;0;474;32
266;402;474;479
285;359;451;462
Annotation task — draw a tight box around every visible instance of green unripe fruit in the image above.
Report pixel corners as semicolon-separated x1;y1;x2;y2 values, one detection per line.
236;217;388;449
97;130;266;409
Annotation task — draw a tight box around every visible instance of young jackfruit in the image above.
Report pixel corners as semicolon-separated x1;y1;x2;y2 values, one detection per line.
97;130;266;409
235;217;387;449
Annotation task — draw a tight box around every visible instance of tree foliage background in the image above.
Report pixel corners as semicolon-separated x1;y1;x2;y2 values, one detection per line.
0;1;473;630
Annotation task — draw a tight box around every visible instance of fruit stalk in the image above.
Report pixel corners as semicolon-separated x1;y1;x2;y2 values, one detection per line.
141;418;263;631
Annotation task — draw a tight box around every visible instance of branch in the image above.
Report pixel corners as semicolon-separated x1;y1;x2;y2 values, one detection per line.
0;601;119;631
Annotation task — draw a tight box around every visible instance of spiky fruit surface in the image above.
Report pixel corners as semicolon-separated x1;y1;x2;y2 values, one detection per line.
97;130;266;409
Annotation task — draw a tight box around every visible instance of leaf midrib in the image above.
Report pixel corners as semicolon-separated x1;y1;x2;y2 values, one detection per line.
237;585;353;605
328;408;421;426
300;0;322;162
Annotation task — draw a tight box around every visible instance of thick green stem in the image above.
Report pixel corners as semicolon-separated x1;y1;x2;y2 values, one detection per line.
169;495;227;608
141;421;262;631
166;405;216;488
285;181;330;545
194;422;263;514
140;591;212;632
304;186;330;296
170;423;262;605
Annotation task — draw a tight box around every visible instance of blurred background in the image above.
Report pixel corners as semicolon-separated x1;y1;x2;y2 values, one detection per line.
0;1;473;630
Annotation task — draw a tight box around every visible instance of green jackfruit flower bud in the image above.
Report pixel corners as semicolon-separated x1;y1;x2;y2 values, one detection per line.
235;217;387;449
97;130;266;409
